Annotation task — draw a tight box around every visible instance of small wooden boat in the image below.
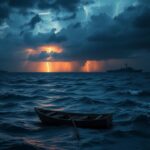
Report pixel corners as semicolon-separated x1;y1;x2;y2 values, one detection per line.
35;107;113;129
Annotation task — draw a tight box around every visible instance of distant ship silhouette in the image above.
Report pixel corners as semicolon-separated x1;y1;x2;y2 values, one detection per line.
107;64;143;73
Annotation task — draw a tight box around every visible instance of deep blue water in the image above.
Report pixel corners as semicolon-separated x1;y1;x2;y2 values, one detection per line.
0;72;150;150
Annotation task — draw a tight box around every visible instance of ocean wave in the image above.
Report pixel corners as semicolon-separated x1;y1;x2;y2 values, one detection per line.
8;84;38;89
116;113;150;127
48;91;76;96
23;111;35;116
51;84;64;89
117;90;150;97
0;123;32;133
9;144;39;150
79;97;104;104
128;130;150;138
110;129;149;138
109;130;130;138
75;82;87;86
105;85;117;91
8;79;28;84
116;99;139;107
138;91;150;97
36;79;48;84
0;136;46;150
0;102;18;108
132;114;150;126
53;96;75;102
2;142;45;150
0;93;44;100
127;90;150;96
0;73;150;150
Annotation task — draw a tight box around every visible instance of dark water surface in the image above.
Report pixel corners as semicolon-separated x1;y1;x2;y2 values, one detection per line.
0;72;150;150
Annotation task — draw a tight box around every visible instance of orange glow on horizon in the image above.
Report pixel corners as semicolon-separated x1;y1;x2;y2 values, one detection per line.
25;61;104;72
81;61;103;72
25;45;104;72
38;45;62;54
38;45;62;72
25;45;63;72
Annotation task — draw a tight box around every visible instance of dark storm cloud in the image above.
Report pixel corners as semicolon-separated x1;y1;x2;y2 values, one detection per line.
0;0;150;71
0;32;26;63
47;4;150;62
38;0;81;12
49;33;67;43
8;0;36;9
88;6;150;51
54;13;76;21
27;14;42;29
22;30;67;48
72;22;81;28
1;0;81;12
28;51;50;62
0;5;9;24
133;7;150;28
138;0;150;5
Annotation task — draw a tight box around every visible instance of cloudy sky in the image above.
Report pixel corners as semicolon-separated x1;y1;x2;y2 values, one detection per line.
0;0;150;72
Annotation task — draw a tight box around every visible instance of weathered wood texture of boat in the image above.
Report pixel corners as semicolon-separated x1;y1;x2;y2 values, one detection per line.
35;107;113;129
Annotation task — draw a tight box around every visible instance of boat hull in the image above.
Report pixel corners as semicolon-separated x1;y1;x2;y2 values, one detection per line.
35;108;112;129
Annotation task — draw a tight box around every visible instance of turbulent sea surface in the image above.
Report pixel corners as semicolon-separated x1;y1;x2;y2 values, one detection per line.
0;72;150;150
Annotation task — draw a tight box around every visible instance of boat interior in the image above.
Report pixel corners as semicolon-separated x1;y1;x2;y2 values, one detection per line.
45;111;107;121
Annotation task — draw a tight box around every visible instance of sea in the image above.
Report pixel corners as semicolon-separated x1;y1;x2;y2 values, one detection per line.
0;72;150;150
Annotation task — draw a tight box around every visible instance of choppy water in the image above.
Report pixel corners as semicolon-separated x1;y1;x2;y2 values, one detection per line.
0;72;150;150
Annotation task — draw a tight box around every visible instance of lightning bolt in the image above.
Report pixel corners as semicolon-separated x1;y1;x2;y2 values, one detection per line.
83;6;88;20
114;0;121;18
46;49;51;72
